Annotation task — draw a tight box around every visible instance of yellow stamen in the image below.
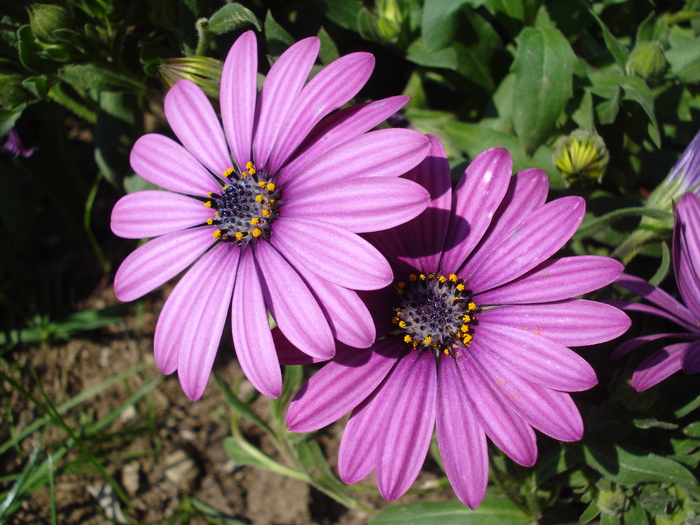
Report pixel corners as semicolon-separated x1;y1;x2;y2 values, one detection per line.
462;334;473;345
246;161;254;170
207;192;214;198
266;182;276;192
438;276;447;283
252;228;262;238
392;317;399;324
255;195;264;203
398;321;407;328
262;209;271;217
204;201;212;208
462;315;471;323
449;274;458;282
223;167;234;177
258;181;267;188
235;232;244;241
206;218;214;225
456;284;465;291
213;229;222;239
404;335;412;344
460;325;469;333
468;302;476;311
251;218;260;225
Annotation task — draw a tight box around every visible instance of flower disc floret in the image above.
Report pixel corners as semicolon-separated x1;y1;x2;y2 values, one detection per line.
205;163;280;244
394;273;478;354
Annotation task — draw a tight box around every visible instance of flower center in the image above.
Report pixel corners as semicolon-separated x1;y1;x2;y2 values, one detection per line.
392;273;479;357
204;162;280;245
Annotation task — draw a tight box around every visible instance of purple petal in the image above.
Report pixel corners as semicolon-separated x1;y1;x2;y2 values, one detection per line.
611;332;694;361
152;243;239;375
253;37;320;171
460;168;549;277
164;80;231;176
267;52;375;174
632;342;689;391
607;299;699;334
615;273;698;328
473;322;598;391
476;256;623;305
441;148;513;275
221;30;257;168
299;270;376;348
675;245;700;321
681;340;700;373
271;217;393;290
129;134;220;196
474;349;584;441
465;197;585;293
674;197;700;318
436;356;488;509
253;241;335;360
175;243;239;400
114;228;215;302
376;350;436;500
287;340;404;432
276;96;410;186
111;190;211;239
477;300;631;347
281;177;430;233
455;345;538;466
281;129;430;197
232;249;282;398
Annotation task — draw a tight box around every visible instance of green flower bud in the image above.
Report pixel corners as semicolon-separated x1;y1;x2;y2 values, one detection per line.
159;57;223;100
626;41;667;80
28;3;73;43
0;74;31;107
553;129;610;187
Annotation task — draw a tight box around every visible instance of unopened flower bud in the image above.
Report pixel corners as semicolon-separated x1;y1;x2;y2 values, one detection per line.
553;129;609;187
159;57;223;100
28;3;73;43
626;41;667;80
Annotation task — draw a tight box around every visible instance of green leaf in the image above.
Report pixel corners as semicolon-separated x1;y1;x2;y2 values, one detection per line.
94;91;140;186
666;35;700;83
617;76;661;147
208;3;261;34
636;12;656;43
483;0;525;37
264;10;294;60
316;0;364;31
369;493;532;524
587;9;629;69
17;25;58;74
594;85;621;125
317;27;340;65
357;8;383;42
295;440;359;509
511;27;575;154
581;441;698;488
59;64;145;94
222;437;307;481
406;37;458;70
421;0;469;52
0;105;24;140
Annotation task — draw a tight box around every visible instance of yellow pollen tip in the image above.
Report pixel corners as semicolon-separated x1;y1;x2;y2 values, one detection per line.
235;232;244;240
468;302;476;311
252;228;262;238
392;317;399;324
266;183;276;192
246;161;254;170
399;321;406;328
204;201;212;208
214;211;220;217
258;181;266;188
443;349;450;355
255;195;264;203
221;186;227;191
424;336;432;344
250;218;260;225
262;209;271;217
404;335;412;344
213;229;222;239
223;168;234;177
438;276;446;283
462;315;471;323
248;168;256;175
242;173;247;178
419;273;427;280
206;218;214;225
460;325;469;333
462;334;473;345
207;192;214;197
456;284;465;291
449;274;458;282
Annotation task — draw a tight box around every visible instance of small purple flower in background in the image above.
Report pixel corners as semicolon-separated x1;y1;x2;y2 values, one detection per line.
111;30;432;401
2;128;36;158
286;135;630;508
612;193;700;391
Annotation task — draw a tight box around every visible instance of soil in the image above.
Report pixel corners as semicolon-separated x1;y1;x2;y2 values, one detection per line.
0;283;451;525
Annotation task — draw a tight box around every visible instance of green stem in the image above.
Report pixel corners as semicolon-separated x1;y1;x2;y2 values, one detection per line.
84;172;110;273
610;228;661;265
195;18;212;56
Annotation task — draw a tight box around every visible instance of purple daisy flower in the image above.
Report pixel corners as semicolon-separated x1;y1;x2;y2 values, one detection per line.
612;192;700;391
285;136;630;508
111;31;432;401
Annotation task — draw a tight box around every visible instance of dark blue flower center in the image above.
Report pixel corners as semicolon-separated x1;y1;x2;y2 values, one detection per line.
393;272;478;357
204;162;280;246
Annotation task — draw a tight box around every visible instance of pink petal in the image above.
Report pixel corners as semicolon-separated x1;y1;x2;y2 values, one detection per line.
441;148;513;275
231;249;282;398
460;168;549;277
175;243;239;400
376;350;436;500
455;345;538;466
114;228;215;302
281;176;430;233
436;356;488;509
276;96;410;186
681;340;700;373
252;37;320;171
611;332;694;361
473;322;598;392
267;52;375;174
271;217;393;290
253;241;335;360
129;134;220;196
164;80;231;176
476;256;623;305
281;129;430;197
474;349;583;441
111;190;211;239
632;342;689;391
477;300;631;347
287;340;404;432
220;30;257;169
465;196;585;292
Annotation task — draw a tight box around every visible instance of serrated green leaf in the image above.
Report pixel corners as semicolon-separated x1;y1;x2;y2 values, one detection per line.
208;3;260;35
17;25;57;74
617;76;660;147
369;493;531;524
511;27;575;154
59;63;145;93
421;0;469;52
582;441;698;488
264;10;294;60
